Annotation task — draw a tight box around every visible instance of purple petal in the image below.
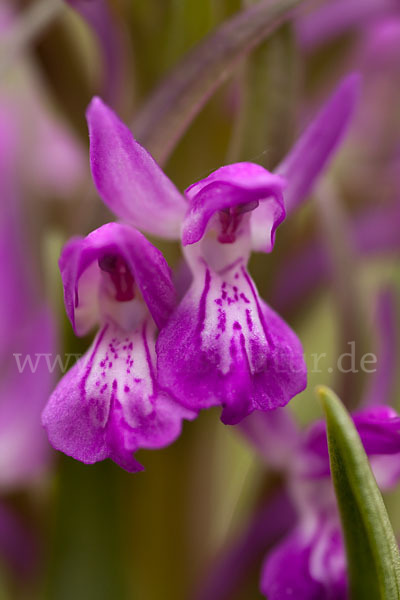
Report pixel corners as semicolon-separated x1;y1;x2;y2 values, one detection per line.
87;98;187;238
42;320;194;472
261;528;325;600
157;263;306;424
261;521;347;600
60;222;177;335
276;74;361;214
183;162;286;248
353;407;400;455
301;406;400;479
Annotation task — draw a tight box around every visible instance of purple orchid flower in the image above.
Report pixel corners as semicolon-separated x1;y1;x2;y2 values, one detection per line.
83;74;359;425
259;405;400;599
42;223;195;472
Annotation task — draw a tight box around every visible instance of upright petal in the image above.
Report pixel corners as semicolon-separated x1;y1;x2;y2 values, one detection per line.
274;74;361;215
183;162;285;249
60;222;177;335
42;320;194;472
157;260;306;425
87;98;187;238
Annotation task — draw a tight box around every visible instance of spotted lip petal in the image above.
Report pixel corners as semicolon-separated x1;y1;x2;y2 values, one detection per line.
60;222;177;336
87;98;187;238
157;262;306;425
42;320;194;472
182;162;286;249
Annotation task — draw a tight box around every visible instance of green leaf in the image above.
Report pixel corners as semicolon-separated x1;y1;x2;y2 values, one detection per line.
317;385;400;600
133;0;304;166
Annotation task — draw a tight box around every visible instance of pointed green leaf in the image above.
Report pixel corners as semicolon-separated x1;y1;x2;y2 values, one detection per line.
317;386;400;600
133;0;303;166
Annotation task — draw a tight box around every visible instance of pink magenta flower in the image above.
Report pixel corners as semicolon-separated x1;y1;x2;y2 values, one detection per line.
43;73;360;470
42;224;195;472
257;406;400;599
83;74;359;425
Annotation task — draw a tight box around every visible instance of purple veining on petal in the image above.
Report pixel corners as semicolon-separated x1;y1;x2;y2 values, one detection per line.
157;260;306;424
42;320;195;472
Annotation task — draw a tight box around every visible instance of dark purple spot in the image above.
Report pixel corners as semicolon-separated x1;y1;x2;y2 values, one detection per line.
124;385;130;393
218;309;226;332
233;321;241;330
246;309;253;331
98;253;135;302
